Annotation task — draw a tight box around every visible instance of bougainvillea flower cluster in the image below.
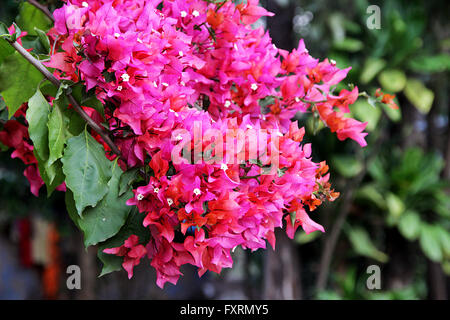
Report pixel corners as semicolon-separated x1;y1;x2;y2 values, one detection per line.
0;0;369;288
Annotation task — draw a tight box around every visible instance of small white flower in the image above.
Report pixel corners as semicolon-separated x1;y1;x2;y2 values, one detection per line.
330;59;337;65
193;188;201;196
246;124;253;129
180;81;185;86
295;97;300;103
221;163;228;171
180;11;187;18
192;10;200;17
137;38;143;43
175;134;183;141
162;82;169;87
121;73;130;82
137;194;144;201
82;2;89;8
179;51;184;57
224;100;231;108
117;85;123;91
153;187;159;194
276;131;283;137
114;32;120;38
251;83;258;91
167;198;174;206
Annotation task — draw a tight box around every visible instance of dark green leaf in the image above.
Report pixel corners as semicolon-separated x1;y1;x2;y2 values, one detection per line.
16;2;52;36
346;226;389;263
0;52;43;118
419;224;443;262
62;128;112;216
78;160;134;247
97;208;149;277
26;88;50;160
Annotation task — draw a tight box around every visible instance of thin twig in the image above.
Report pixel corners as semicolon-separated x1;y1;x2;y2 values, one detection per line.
26;0;55;22
7;40;121;156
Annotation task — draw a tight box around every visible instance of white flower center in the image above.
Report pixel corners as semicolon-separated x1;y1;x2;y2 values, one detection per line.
251;83;258;91
117;85;123;91
193;188;201;196
167;198;174;206
180;11;187;18
137;194;144;201
192;10;200;17
221;163;228;171
82;2;89;8
154;187;159;194
224;100;231;108
114;32;120;38
121;73;130;82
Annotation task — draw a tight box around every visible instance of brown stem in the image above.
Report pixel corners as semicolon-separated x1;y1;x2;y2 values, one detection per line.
8;40;121;156
26;0;55;22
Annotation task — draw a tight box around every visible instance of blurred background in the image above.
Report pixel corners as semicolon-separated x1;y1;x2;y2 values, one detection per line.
0;0;449;299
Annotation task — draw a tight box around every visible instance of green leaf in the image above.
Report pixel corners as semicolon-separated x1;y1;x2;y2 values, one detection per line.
16;2;52;36
435;226;450;256
398;210;421;241
331;155;363;178
385;192;405;222
0;38;14;64
0;52;43;118
70;83;105;119
378;69;407;93
295;230;321;244
350;99;381;131
360;58;386;84
26;88;66;196
62;128;112;216
21;35;48;55
26;89;51;160
404;79;434;114
47;95;70;166
97;208;149;277
408;54;450;73
355;184;386;210
381;99;401;122
332;38;364;52
0;22;9;36
65;189;81;229
419;224;443;262
78;160;134;247
346;226;389;263
34;28;50;53
38;156;65;196
119;168;139;197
